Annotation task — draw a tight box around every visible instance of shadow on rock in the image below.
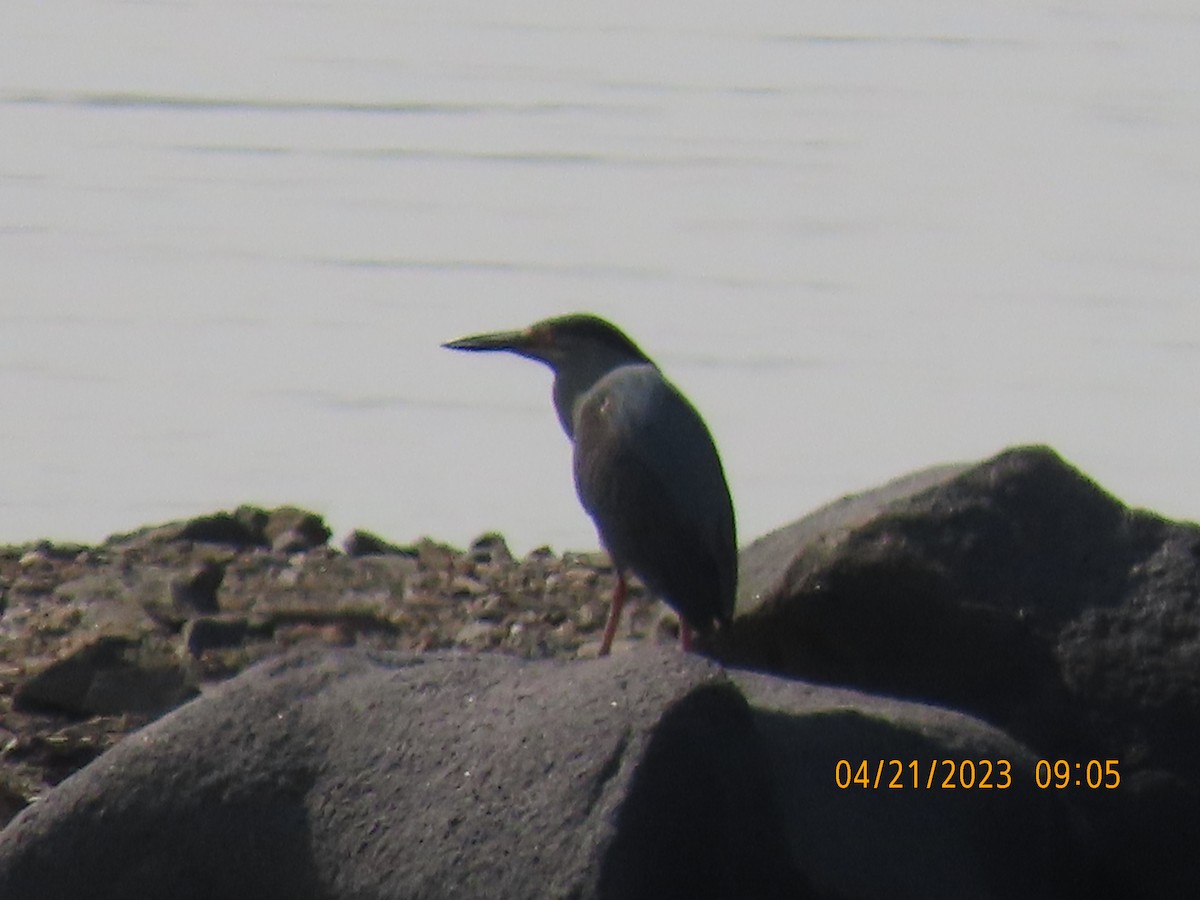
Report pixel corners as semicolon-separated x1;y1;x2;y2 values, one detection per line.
725;444;1200;896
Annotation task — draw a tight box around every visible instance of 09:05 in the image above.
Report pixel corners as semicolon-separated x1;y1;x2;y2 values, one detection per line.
1034;759;1120;789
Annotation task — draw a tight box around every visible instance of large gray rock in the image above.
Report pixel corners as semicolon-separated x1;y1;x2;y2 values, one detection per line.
729;444;1200;895
3;444;1194;896
734;672;1089;900
0;647;1097;900
0;648;804;900
733;445;1200;758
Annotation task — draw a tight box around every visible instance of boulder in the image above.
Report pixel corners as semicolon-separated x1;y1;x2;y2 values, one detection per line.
0;647;1102;900
170;560;225;614
263;507;332;554
1;446;1196;896
342;529;419;558
13;635;197;717
733;671;1089;900
732;445;1200;753
467;532;514;566
728;444;1200;894
104;505;330;552
0;648;805;900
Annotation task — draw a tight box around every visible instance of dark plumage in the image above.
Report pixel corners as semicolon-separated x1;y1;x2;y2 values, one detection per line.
444;313;736;655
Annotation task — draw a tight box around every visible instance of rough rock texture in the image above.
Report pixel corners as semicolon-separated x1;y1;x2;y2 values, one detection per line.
729;445;1200;896
0;648;808;900
0;446;1197;897
0;646;1103;900
13;634;197;716
733;672;1089;900
0;507;665;818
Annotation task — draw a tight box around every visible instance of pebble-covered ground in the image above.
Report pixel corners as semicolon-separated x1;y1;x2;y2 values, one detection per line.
0;505;671;826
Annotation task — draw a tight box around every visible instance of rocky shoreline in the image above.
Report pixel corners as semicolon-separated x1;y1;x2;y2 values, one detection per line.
0;509;666;823
2;445;1198;898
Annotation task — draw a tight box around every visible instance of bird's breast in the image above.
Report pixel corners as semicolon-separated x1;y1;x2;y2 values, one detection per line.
571;364;661;438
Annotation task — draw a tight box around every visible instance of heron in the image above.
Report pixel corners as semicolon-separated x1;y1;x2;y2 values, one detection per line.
444;313;736;655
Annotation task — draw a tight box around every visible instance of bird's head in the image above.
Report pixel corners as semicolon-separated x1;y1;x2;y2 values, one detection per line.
444;314;655;438
443;314;651;372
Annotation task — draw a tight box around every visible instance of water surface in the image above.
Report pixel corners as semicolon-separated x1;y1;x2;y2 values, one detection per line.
2;1;1198;551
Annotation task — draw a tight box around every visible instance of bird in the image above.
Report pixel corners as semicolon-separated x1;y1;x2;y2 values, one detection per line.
444;313;736;656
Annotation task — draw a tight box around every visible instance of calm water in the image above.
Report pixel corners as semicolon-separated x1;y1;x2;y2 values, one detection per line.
2;1;1198;553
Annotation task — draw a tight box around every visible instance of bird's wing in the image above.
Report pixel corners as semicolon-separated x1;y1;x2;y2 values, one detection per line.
572;365;736;625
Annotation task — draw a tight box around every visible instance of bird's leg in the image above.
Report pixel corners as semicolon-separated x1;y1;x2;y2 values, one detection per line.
598;570;627;657
679;621;694;653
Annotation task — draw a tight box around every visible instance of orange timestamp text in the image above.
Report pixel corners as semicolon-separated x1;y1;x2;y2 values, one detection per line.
835;758;1121;790
836;758;1013;790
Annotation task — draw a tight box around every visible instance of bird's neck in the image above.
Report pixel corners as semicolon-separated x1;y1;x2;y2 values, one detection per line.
551;355;647;439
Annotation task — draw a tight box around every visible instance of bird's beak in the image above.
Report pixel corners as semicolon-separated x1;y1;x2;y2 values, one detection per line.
442;328;527;353
443;326;548;359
